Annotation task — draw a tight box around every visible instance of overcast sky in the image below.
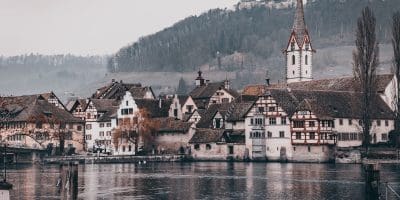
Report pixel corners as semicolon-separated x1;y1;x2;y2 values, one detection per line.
0;0;237;56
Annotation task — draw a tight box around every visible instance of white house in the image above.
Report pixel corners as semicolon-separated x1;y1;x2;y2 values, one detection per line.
84;99;118;153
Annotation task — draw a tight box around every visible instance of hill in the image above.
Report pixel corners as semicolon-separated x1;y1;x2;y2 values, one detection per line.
108;0;400;73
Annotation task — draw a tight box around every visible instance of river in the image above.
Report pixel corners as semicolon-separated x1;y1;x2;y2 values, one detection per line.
5;162;400;199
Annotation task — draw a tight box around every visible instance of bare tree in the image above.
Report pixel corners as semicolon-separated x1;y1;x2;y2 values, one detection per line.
113;108;159;154
393;11;400;132
353;7;379;150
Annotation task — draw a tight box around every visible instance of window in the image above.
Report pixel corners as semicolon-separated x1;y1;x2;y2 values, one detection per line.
250;131;265;139
122;146;126;152
309;121;315;127
126;101;129;106
268;107;276;112
186;105;193;113
349;119;352;125
68;124;73;129
385;120;389;126
293;147;296;151
206;144;211;150
308;146;311;152
293;121;305;128
86;124;92;130
292;70;295;75
215;118;222;129
77;126;82;131
228;146;234;154
99;131;104;137
87;113;91;119
281;117;287;125
359;120;363;126
309;132;315;140
106;131;111;136
267;131;272;138
36;122;42;129
305;55;308;65
173;109;178;117
106;123;111;127
250;118;254;125
222;98;229;103
339;119;343;126
279;131;285;138
269;118;276;125
194;144;200;150
85;134;92;140
292;55;296;65
128;145;132;152
291;42;295;51
295;132;302;139
258;107;265;113
255;118;263;125
100;123;104;128
377;120;381;126
382;134;388;141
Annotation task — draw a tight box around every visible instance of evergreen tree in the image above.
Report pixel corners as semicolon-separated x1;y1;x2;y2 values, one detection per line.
176;78;188;95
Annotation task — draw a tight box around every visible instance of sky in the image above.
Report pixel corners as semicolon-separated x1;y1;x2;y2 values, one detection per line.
0;0;237;56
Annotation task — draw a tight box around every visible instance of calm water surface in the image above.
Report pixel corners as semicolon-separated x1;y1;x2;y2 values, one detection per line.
5;162;400;200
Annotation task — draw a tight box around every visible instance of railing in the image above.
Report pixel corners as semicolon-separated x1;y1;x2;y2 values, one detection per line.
383;183;400;200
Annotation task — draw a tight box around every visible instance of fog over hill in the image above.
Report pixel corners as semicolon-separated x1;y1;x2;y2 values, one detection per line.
0;0;399;102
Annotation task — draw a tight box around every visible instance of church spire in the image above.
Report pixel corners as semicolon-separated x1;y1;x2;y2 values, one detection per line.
292;0;307;45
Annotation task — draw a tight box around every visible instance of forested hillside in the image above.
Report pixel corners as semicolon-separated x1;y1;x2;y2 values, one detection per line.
109;0;400;72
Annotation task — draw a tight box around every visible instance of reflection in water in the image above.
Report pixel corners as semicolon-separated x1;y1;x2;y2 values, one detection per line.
5;162;400;199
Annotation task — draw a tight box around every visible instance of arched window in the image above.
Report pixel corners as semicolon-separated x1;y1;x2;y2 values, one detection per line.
292;55;295;65
305;55;308;65
291;42;295;51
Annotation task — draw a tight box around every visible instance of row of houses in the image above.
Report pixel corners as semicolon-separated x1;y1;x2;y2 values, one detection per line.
0;71;396;162
0;0;396;162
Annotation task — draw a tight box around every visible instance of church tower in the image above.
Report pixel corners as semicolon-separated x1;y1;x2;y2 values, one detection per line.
285;0;314;83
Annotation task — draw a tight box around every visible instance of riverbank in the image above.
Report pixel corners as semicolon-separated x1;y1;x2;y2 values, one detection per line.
42;155;187;164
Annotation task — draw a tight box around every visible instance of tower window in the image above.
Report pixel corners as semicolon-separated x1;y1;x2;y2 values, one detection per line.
305;55;308;65
305;44;310;50
292;70;295;75
291;42;295;51
292;55;295;65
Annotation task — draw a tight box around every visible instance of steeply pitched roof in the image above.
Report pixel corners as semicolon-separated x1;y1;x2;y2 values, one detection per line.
226;102;254;122
89;99;119;112
258;89;394;120
292;0;308;46
92;81;154;100
196;103;231;128
190;82;239;100
177;95;189;106
189;129;225;144
243;74;394;96
97;106;118;122
135;99;171;118
152;117;192;133
0;95;82;123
